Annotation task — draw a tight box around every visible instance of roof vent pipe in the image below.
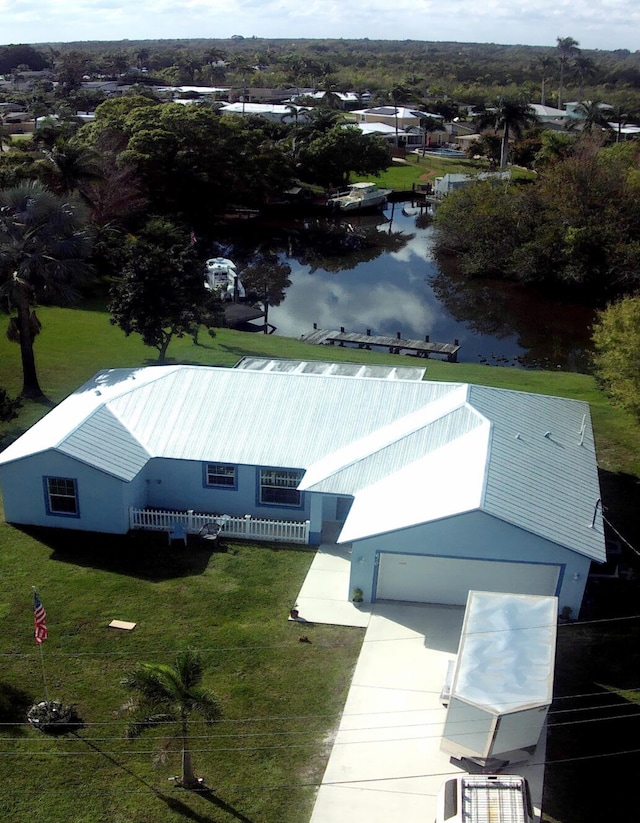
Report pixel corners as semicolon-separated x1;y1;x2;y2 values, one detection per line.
544;431;552;438
588;498;602;529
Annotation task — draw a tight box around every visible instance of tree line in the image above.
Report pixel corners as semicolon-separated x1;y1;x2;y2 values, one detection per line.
0;92;390;402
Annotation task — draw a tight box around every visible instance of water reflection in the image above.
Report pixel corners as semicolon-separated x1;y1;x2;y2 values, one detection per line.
213;204;595;371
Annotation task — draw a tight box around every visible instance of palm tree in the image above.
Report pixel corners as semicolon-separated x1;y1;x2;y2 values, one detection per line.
556;36;580;110
532;55;556;106
37;137;103;198
121;650;221;790
568;100;614;135
475;97;538;169
572;55;598;101
0;182;93;398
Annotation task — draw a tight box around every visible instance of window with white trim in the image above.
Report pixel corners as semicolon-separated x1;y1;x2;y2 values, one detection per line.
259;468;303;506
45;477;79;516
205;464;236;488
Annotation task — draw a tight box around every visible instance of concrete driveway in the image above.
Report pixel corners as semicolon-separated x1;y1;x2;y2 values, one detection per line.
296;546;546;823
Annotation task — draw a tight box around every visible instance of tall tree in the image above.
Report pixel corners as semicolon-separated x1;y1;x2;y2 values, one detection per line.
299;125;389;188
572;54;598;101
531;55;556;106
122;650;221;790
0;182;93;398
475;97;538;168
36;137;103;198
592;296;640;419
556;36;580;110
241;254;292;334
108;218;203;363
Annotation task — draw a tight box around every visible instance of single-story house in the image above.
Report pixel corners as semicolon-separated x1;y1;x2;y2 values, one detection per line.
434;171;510;197
0;361;605;616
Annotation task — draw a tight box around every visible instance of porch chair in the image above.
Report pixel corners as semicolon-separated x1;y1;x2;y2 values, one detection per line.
168;522;188;546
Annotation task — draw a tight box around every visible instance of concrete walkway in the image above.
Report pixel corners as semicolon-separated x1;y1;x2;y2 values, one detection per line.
295;544;547;823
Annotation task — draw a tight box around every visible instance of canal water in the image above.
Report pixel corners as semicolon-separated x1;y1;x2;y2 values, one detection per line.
213;203;595;372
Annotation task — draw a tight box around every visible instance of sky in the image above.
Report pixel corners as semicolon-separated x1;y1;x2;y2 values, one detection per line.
0;0;638;53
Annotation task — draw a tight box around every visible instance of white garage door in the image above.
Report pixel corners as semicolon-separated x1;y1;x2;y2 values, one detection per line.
375;554;560;605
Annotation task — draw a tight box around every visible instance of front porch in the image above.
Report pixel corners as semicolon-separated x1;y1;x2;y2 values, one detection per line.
129;507;311;544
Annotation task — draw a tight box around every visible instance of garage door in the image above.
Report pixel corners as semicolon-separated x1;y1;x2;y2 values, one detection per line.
375;554;560;605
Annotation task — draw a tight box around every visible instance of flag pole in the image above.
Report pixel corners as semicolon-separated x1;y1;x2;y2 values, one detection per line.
38;642;49;702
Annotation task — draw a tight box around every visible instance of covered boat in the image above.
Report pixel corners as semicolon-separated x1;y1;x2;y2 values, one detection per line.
204;258;245;301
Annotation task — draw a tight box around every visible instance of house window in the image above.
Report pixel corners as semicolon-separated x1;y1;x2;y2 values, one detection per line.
259;468;303;507
44;477;79;517
205;464;236;488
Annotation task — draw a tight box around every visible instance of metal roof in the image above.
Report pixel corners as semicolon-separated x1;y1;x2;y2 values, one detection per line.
453;591;557;712
0;365;605;561
469;385;605;563
234;357;426;381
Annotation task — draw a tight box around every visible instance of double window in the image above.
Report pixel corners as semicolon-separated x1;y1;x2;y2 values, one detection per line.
259;468;303;507
44;477;79;517
205;463;237;488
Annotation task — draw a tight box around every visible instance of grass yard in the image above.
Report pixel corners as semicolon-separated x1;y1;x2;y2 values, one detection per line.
2;305;640;823
356;153;536;192
0;527;362;823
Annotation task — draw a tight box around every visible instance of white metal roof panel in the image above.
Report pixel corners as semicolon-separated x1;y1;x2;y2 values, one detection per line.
234;357;426;381
469;385;605;563
106;367;461;468
452;591;557;713
306;402;483;496
59;406;150;481
0;367;173;468
339;421;490;542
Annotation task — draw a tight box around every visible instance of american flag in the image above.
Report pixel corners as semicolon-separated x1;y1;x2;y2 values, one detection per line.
33;590;48;645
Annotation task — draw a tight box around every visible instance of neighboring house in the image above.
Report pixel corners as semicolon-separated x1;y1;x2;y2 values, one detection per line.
219;102;311;123
528;103;570;125
434;171;510;197
565;101;614;119
351;121;446;148
353;106;444;129
0;361;605;616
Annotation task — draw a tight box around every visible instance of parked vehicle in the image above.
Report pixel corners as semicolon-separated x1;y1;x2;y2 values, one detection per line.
436;774;534;823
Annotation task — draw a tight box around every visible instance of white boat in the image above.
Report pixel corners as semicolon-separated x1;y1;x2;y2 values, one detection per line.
328;182;392;212
204;257;245;301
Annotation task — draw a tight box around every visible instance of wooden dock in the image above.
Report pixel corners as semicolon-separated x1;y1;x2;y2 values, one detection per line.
300;327;460;362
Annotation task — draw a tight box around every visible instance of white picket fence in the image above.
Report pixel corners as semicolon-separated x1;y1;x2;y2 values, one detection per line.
128;507;310;545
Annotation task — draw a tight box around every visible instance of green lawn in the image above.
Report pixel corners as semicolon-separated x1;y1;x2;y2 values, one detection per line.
2;305;640;823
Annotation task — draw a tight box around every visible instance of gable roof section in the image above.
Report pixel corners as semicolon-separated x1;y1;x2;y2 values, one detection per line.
468;385;605;563
59;406;150;481
301;385;473;492
338;408;491;541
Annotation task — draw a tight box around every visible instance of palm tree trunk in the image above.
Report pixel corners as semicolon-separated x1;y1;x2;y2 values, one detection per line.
15;285;44;399
181;719;197;788
500;125;509;169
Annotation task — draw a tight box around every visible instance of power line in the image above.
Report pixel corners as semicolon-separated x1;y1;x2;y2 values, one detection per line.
2;708;639;754
1;747;640;795
3;608;640;662
1;684;638;728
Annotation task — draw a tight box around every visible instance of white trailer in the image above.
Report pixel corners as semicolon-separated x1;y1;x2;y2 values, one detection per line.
440;591;557;766
436;774;534;823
